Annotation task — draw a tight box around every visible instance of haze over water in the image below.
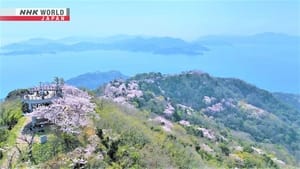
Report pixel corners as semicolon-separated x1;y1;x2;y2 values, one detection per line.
1;41;299;98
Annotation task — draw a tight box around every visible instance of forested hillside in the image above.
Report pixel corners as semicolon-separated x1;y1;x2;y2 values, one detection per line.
98;71;300;166
0;72;299;168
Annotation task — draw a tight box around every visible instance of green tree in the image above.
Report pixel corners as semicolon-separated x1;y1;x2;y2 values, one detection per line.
220;144;230;156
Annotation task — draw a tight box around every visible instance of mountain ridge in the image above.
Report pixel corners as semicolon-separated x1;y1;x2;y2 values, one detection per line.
0;35;208;56
97;71;300;164
66;70;128;89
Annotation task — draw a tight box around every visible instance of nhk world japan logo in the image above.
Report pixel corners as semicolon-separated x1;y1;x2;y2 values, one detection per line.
0;8;70;21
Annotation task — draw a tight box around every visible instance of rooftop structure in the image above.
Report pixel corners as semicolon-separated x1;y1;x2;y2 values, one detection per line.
22;82;63;113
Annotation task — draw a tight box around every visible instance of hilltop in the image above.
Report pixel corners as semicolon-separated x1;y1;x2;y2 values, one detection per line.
0;71;299;168
66;70;128;89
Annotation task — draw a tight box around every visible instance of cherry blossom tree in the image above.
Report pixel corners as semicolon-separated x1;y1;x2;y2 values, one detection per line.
29;85;95;134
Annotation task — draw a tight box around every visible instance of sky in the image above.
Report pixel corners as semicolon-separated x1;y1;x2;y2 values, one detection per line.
0;0;299;44
0;0;299;97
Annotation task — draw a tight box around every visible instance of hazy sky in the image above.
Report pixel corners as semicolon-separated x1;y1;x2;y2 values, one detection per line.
0;0;299;44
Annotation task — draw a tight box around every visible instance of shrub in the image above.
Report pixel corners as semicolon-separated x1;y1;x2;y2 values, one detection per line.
0;128;9;143
32;141;58;163
120;128;149;148
220;144;230;156
243;145;253;153
0;100;23;130
61;133;81;150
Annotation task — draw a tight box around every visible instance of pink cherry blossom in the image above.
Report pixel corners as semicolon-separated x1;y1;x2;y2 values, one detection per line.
29;85;95;134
